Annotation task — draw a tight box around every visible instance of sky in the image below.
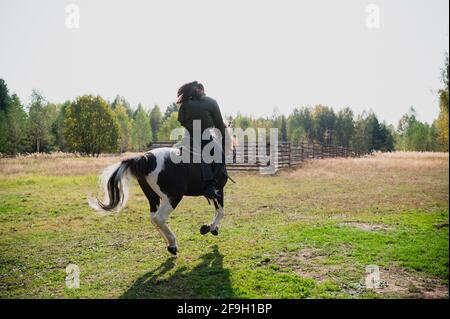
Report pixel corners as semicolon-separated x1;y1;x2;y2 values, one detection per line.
0;0;448;125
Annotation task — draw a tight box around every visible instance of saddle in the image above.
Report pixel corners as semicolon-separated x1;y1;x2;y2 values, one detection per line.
175;143;230;189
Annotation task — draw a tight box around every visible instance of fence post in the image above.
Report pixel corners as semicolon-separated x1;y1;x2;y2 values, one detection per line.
301;143;304;162
288;142;292;167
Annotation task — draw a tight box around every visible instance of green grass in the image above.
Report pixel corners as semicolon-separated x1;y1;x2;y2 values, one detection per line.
0;153;448;298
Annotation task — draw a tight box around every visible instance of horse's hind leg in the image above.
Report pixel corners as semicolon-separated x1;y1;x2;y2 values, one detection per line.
151;197;182;255
137;178;181;255
137;177;160;212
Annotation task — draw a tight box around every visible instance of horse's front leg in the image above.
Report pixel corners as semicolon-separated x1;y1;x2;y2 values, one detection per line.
210;203;224;235
151;197;181;255
200;190;224;236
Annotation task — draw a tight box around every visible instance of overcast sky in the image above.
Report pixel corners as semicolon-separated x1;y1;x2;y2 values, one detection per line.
0;0;448;125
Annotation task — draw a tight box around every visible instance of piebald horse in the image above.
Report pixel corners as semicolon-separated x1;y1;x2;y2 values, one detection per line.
89;128;234;256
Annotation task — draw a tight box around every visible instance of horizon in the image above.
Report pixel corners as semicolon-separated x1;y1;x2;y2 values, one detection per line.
1;0;449;126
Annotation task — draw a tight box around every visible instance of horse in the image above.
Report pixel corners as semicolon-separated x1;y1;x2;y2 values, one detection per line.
89;127;235;256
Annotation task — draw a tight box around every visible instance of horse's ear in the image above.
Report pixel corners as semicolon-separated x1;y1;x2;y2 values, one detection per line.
224;120;232;128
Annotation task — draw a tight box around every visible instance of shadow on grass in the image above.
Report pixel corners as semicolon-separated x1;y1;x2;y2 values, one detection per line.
120;245;234;298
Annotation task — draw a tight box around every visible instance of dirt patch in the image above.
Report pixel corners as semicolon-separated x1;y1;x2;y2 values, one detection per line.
434;220;449;229
339;222;391;232
275;248;357;282
273;248;448;299
374;266;449;299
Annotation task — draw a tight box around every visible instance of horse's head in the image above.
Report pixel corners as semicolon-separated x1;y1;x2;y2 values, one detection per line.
224;122;236;161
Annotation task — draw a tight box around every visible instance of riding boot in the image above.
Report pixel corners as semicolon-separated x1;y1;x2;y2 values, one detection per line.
204;183;222;201
200;135;224;201
201;161;221;201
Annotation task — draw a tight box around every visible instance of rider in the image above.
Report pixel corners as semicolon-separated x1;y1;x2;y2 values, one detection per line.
177;81;225;201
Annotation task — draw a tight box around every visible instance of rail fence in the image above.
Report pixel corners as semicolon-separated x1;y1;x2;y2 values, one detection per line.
149;141;362;173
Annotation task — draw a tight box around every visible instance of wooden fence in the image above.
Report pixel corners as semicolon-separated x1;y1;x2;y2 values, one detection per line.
149;141;361;173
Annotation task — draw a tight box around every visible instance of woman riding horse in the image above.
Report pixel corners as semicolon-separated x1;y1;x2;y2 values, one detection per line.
89;81;231;256
177;81;226;201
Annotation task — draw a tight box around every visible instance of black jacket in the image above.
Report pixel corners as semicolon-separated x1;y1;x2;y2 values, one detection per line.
178;96;225;139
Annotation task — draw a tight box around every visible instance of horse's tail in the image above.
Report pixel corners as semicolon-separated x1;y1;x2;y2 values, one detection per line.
88;153;158;213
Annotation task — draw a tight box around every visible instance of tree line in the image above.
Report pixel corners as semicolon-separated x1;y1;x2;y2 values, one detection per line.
0;57;448;155
229;56;448;153
0;84;181;156
231;106;396;153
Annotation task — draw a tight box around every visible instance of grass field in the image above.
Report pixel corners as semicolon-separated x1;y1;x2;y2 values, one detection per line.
0;152;448;299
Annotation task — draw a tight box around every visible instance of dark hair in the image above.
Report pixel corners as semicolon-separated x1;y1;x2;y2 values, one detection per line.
177;81;205;104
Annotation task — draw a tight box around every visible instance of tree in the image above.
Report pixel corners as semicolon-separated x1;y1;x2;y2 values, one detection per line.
2;94;27;154
397;107;417;135
311;105;336;143
111;95;133;118
351;113;370;152
233;114;253;131
435;55;449;151
287;107;313;143
378;122;394;152
45;103;60;151
407;122;432;151
0;79;10;113
350;111;392;153
280;115;287;142
157;112;181;141
164;102;179;119
64;95;120;156
0;79;10;152
52;101;71;152
253;117;273;140
115;105;133;153
0;110;7;153
27;90;53;153
149;105;163;141
271;107;281;131
395;107;436;151
336;107;354;147
131;105;152;151
360;112;394;152
367;112;382;151
429;123;440;151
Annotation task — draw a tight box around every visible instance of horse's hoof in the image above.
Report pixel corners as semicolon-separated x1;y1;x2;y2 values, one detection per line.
211;228;219;236
167;246;177;255
200;224;211;235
